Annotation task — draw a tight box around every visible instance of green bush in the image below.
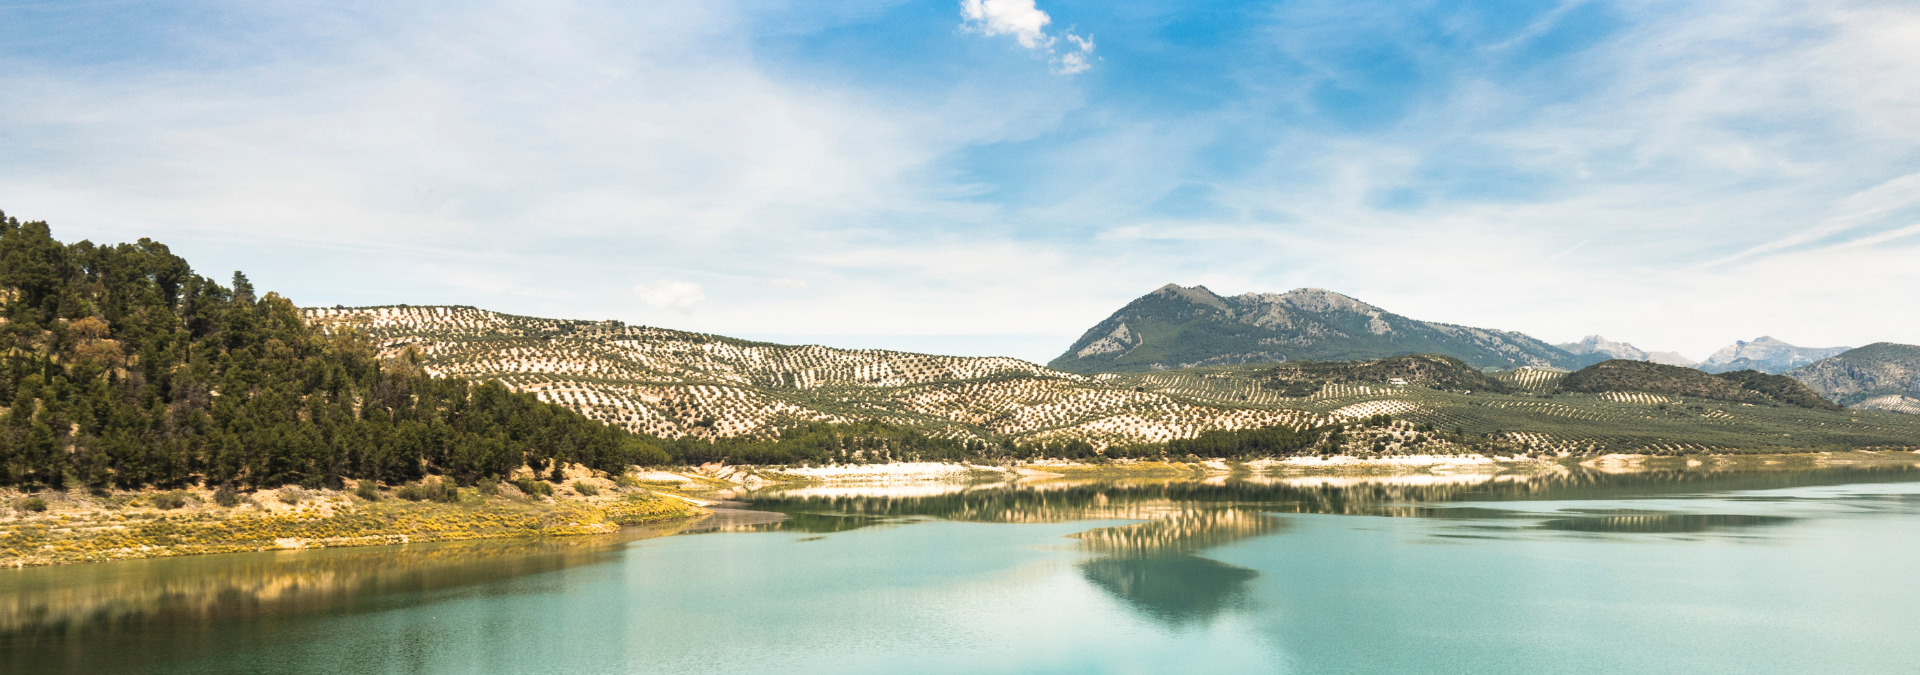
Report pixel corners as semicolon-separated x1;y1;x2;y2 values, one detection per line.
572;481;600;497
354;479;381;501
477;480;500;496
277;488;305;505
396;478;459;503
152;491;190;510
213;483;241;507
512;477;554;498
614;475;641;489
18;497;48;513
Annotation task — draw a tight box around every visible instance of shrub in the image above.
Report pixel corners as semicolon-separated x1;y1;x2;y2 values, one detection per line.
477;480;499;496
512;477;554;498
153;491;190;510
18;497;48;513
614;475;642;489
572;481;600;497
214;483;241;507
397;478;459;503
354;479;381;501
277;488;306;505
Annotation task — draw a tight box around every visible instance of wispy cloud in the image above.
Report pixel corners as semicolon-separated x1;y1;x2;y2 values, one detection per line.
633;280;706;312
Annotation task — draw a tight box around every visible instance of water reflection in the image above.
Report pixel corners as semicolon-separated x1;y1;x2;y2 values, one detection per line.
1535;513;1797;534
1080;556;1259;627
1;521;693;658
1069;510;1278;625
730;464;1920;625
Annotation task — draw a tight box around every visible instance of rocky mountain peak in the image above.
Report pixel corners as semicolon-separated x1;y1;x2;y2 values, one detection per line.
1557;335;1648;361
1152;283;1230;311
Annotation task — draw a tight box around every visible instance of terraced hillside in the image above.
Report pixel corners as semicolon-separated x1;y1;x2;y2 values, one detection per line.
302;306;1330;447
304;306;1920;456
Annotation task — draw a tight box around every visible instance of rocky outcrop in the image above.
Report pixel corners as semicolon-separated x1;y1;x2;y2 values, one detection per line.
1786;343;1920;411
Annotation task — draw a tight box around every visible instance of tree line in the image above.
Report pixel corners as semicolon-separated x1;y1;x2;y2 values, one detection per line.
0;214;648;490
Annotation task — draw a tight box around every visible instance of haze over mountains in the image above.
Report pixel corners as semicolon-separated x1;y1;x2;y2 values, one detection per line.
1700;337;1851;374
1554;336;1698;368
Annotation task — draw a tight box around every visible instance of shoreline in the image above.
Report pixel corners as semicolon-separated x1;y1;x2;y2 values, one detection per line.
1;479;705;569
7;450;1918;568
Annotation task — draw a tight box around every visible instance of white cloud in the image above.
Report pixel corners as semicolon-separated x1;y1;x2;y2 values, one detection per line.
1055;34;1095;75
961;0;1053;49
960;0;1094;75
633;280;706;312
769;277;810;290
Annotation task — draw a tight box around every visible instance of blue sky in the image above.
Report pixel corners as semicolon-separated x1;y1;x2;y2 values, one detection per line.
4;0;1919;363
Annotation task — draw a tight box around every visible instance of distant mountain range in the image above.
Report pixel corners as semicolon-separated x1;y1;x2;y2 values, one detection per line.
1701;337;1850;374
1047;285;1584;373
1554;335;1698;368
1787;343;1920;414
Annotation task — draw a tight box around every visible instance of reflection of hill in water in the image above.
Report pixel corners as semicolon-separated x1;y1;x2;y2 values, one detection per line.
1071;510;1284;557
1080;556;1258;627
0;523;688;640
743;465;1920;527
1536;512;1796;534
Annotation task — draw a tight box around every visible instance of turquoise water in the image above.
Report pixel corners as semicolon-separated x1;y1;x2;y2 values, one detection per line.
7;467;1920;674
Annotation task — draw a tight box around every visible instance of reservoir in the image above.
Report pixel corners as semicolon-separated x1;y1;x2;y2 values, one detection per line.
7;466;1920;674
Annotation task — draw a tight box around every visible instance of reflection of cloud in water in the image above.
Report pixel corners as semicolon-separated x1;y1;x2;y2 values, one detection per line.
1080;556;1259;628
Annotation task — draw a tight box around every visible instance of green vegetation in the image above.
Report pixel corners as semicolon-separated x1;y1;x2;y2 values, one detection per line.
1258;354;1513;395
511;476;554;497
395;478;460;503
0;213;660;492
1558;360;1840;410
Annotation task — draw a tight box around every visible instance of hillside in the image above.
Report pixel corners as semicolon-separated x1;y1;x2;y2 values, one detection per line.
1788;343;1920;413
1700;337;1849;374
303;305;1329;447
1557;360;1841;411
1048;285;1582;373
314;306;1920;455
0;214;638;491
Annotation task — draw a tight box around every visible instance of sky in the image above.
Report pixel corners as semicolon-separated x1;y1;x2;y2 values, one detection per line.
3;0;1919;365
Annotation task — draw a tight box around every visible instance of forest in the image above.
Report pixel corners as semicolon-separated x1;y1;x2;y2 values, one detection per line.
0;213;649;490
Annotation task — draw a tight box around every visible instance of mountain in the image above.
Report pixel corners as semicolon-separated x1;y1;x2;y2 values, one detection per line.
1699;336;1849;374
1048;285;1583;373
1554;335;1698;368
1557;360;1841;411
1787;343;1920;413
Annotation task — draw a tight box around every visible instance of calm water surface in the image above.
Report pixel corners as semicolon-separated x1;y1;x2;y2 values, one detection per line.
6;466;1920;674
